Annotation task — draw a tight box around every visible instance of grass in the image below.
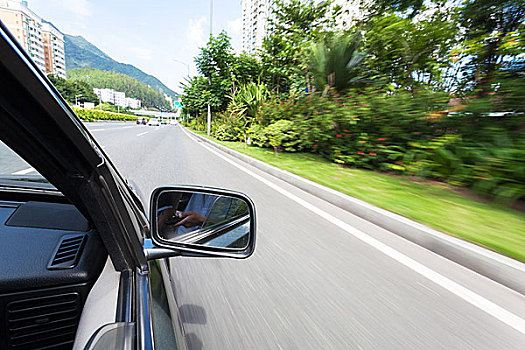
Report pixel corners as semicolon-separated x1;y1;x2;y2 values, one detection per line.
191;129;525;263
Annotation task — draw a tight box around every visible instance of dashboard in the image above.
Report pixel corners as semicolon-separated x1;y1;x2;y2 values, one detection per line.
0;199;107;350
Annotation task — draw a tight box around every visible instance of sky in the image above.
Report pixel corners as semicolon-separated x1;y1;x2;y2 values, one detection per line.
27;0;243;94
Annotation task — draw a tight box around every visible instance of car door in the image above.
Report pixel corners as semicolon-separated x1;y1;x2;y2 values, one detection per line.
1;20;255;350
0;20;167;349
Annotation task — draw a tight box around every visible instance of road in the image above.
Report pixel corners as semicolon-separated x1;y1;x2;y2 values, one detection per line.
3;121;524;349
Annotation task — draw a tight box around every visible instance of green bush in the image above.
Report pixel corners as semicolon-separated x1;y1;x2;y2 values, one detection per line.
265;120;306;153
73;107;136;121
247;124;269;148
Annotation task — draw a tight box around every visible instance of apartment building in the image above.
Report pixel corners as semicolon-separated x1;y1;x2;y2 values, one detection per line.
94;88;142;109
0;0;45;72
240;0;364;53
241;0;274;53
41;21;66;78
0;0;65;77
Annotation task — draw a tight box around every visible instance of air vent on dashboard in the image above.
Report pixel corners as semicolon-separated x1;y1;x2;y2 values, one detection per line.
6;293;81;349
47;234;87;270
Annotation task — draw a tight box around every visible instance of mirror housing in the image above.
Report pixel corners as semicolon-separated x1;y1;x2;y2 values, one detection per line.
149;186;256;259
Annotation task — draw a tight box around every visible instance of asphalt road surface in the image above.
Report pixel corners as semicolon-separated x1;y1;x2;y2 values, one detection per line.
3;121;524;349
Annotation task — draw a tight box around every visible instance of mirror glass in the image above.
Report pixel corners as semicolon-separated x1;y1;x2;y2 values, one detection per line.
155;190;251;250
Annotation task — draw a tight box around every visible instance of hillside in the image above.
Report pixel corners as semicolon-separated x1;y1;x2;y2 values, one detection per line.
68;68;172;110
64;34;178;99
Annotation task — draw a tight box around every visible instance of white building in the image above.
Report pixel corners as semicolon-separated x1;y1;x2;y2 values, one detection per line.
93;88;142;109
41;20;66;78
241;0;274;53
240;0;365;53
125;97;141;109
0;0;46;72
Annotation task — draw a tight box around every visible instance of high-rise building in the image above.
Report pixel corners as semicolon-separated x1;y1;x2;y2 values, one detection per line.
0;0;66;77
0;0;45;72
240;0;364;53
41;21;66;78
241;0;275;54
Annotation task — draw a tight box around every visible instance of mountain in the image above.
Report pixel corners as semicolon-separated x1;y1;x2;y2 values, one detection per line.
68;68;172;110
64;34;178;98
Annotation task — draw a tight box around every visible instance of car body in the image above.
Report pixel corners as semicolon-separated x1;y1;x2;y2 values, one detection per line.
0;22;256;350
160;119;168;125
170;119;178;125
148;118;160;126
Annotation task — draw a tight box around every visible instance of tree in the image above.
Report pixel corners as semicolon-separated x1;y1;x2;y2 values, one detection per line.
48;75;98;104
194;31;235;112
308;34;367;94
363;12;458;91
68;68;173;111
459;0;525;94
260;0;341;94
181;76;216;116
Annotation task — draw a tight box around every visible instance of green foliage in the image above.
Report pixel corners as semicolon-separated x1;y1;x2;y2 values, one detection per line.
363;12;459;90
194;32;235;112
260;0;341;94
228;82;270;118
458;0;525;93
72;107;136;121
68;68;172;111
265;120;306;153
247;124;269;148
64;34;177;98
48;74;98;104
308;33;367;93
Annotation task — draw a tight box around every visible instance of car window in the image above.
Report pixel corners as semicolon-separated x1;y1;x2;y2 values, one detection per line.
0;139;54;189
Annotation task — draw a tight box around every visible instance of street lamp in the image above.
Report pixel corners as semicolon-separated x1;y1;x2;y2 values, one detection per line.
75;94;82;107
207;0;213;136
172;59;190;78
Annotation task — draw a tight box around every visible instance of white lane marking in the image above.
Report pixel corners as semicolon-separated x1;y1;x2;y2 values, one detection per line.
12;167;35;175
137;131;149;136
185;129;525;335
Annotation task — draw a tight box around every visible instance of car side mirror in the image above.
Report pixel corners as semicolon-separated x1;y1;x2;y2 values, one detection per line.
148;186;256;259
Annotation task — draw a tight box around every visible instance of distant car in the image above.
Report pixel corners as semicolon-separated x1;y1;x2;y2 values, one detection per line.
148;118;160;126
161;119;168;125
170;119;178;125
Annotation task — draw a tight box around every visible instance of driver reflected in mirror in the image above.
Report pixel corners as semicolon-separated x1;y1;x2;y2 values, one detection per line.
157;192;218;238
155;190;251;249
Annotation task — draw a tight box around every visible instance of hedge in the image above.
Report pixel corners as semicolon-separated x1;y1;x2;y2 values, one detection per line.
72;107;137;122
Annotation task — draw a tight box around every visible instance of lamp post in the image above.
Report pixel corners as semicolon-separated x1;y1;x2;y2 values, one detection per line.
207;0;213;136
172;59;190;78
75;94;82;107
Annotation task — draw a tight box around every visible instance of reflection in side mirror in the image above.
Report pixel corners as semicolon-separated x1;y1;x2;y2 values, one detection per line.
150;186;256;257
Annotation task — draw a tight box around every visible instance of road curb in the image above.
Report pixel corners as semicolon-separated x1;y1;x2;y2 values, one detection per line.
185;127;525;295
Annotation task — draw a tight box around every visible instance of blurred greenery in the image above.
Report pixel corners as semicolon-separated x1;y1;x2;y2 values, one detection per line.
182;0;525;206
192;129;525;262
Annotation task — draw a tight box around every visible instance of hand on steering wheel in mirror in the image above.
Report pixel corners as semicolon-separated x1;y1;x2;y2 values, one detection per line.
174;211;206;228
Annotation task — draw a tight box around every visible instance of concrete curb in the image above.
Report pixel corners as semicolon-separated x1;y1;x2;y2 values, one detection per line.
185;127;525;295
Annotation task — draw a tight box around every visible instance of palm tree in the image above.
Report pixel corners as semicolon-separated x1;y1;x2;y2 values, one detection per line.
308;34;367;95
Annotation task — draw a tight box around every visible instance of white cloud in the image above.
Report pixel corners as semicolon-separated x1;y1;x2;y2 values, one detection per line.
185;16;207;48
226;17;242;37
